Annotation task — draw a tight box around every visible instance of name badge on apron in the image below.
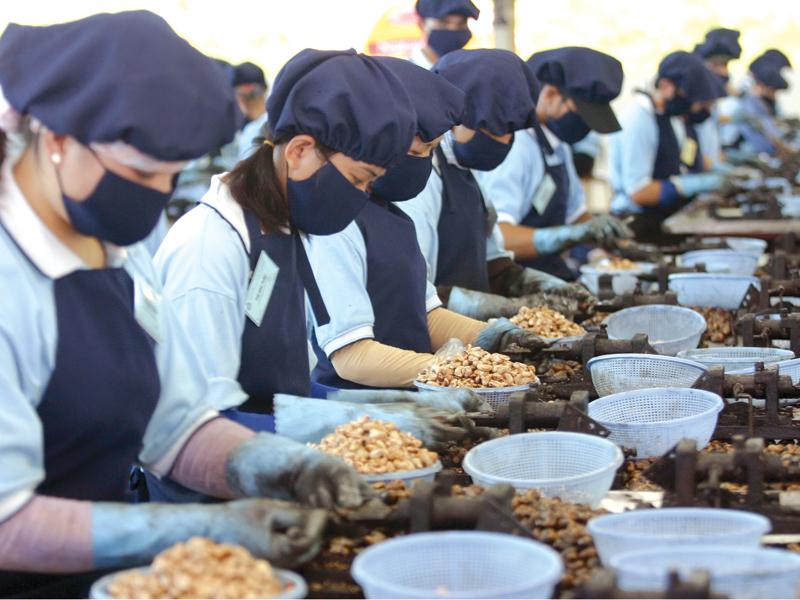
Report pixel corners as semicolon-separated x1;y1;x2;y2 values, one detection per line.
681;137;698;167
245;250;279;327
532;173;557;215
134;277;163;344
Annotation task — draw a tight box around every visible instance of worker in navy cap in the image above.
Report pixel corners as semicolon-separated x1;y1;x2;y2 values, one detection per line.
721;50;796;157
609;51;725;243
476;46;631;285
694;28;742;91
154;47;417;482
411;0;480;70
0;14;384;596
305;56;544;393
235;61;270;160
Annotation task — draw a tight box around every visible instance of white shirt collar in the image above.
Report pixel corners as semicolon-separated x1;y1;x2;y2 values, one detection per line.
409;46;434;71
0;159;127;279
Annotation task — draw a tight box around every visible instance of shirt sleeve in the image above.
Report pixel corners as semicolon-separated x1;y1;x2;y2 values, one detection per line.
425;279;442;312
306;223;376;357
559;143;588;223
398;169;443;283
610;103;659;196
473;134;541;225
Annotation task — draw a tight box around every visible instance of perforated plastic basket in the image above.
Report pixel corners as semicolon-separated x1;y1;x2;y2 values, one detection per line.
587;508;770;565
609;545;800;599
90;567;308;599
414;381;535;411
733;357;800;384
676;347;795;373
578;262;655;296
587;387;723;457
724;237;767;256
604;305;706;356
351;531;563;599
587;354;707;397
668;273;760;310
680;249;759;275
362;461;442;486
462;432;623;507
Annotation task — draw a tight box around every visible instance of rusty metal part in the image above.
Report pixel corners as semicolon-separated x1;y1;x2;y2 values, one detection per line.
736;312;800;355
594;291;679;313
579;569;722;599
542;332;657;363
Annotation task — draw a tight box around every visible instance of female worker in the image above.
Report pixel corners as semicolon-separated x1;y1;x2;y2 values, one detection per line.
411;0;480;70
609;51;724;242
307;57;545;390
0;13;372;597
475;47;630;281
154;49;416;431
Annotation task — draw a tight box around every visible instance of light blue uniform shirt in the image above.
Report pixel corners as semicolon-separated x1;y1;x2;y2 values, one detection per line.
728;93;783;155
696;108;722;170
306;220;442;358
400;132;512;283
609;93;687;214
238;112;268;161
572;131;602;159
474;126;587;227
154;175;313;410
0;162;220;522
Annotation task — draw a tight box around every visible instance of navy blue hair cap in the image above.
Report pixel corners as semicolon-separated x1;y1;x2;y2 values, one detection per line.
374;57;465;142
433;49;536;136
750;54;789;90
694;28;742;60
415;0;479;20
267;49;416;168
761;49;792;69
0;11;239;161
658;51;724;103
528;47;623;134
233;62;267;88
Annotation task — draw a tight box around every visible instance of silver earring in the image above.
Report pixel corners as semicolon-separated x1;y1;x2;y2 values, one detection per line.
50;154;61;165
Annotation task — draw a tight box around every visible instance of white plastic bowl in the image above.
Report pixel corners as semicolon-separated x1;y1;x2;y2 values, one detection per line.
676;347;795;373
579;261;655;296
668;273;760;310
362;461;442;486
587;354;707;396
679;250;759;276
604;305;706;356
414;381;536;412
462;431;623;507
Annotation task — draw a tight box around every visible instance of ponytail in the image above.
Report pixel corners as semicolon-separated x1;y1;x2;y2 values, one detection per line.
223;128;334;234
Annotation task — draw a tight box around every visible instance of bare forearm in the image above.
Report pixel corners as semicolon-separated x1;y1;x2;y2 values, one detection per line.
499;223;539;259
631;181;663;206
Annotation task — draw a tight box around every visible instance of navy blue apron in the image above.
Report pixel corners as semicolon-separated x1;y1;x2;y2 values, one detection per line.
628;92;687;244
519;126;575;281
434;146;491;292
682;120;705;174
0;242;161;598
312;197;433;389
144;204;330;503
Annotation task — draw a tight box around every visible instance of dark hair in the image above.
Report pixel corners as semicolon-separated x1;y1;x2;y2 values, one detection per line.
223;128;333;233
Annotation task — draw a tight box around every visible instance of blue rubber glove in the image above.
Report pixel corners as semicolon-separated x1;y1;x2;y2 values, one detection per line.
475;317;547;354
670;172;725;197
533;216;633;254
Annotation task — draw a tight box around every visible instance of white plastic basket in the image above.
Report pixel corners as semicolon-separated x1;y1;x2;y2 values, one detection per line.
90;567;307;599
609;545;800;599
680;250;759;275
668;273;760;310
414;381;535;411
676;347;795;373
462;431;623;507
733;357;800;384
586;387;723;457
587;354;707;396
724;237;767;256
588;508;770;566
362;461;442;486
604;305;706;356
351;531;563;599
579;262;655;296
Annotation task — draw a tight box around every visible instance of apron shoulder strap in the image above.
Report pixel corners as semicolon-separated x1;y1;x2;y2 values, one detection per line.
293;235;330;326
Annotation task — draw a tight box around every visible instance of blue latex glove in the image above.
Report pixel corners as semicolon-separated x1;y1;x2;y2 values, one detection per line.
670;172;725;197
533;216;633;254
474;318;547;354
327;388;491;413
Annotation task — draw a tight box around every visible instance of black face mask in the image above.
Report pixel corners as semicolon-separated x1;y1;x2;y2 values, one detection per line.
370;154;433;202
664;94;693;116
762;96;778;116
687;108;712;124
715;72;730;87
287;162;370;235
546;110;591;144
452;130;513;171
427;28;471;57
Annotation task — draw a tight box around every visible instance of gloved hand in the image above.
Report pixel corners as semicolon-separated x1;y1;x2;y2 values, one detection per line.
670;172;725;197
532;216;632;254
328;388;491;414
273;395;498;446
508;269;596;306
474;318;548;354
584;215;634;245
447;286;529;320
225;433;375;509
92;498;328;569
